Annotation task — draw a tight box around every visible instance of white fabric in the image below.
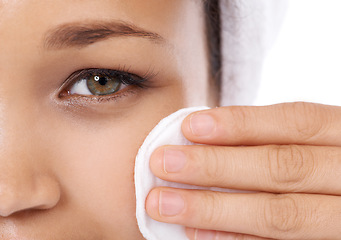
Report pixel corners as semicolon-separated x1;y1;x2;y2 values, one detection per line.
135;107;205;240
220;0;288;106
135;107;242;240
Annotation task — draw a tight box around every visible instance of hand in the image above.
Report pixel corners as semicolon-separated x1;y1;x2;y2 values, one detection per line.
145;102;341;240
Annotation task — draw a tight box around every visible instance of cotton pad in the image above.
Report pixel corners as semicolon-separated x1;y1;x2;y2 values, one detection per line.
135;107;240;240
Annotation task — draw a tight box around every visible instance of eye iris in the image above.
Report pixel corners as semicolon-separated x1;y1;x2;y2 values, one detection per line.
87;74;121;95
95;76;108;86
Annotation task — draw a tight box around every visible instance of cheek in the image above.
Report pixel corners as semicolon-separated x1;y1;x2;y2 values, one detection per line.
49;93;184;238
54;121;145;237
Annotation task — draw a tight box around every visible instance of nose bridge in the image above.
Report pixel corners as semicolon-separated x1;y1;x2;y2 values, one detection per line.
0;95;38;153
0;102;61;217
0;2;61;217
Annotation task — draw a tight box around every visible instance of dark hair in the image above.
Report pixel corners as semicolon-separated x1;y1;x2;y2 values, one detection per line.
204;0;221;93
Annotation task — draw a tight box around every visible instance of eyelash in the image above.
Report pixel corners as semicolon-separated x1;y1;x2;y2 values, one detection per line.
59;67;157;103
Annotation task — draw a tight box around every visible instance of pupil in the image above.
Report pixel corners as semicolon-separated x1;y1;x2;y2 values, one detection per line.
98;77;107;86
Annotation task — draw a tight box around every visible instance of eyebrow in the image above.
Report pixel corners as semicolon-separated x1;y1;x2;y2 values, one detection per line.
43;20;165;50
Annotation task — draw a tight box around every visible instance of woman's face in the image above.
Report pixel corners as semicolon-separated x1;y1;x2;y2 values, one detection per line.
0;0;211;239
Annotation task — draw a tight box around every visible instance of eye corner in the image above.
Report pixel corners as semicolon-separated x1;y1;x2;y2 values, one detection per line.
58;89;70;98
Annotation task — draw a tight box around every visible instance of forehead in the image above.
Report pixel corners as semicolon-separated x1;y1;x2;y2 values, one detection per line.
0;0;203;48
0;0;195;25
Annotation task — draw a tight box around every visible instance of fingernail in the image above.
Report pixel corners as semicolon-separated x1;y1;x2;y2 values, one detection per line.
190;113;216;137
195;229;217;240
163;149;186;173
159;191;185;217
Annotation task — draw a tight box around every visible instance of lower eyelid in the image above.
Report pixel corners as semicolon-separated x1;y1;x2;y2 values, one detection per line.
59;87;139;106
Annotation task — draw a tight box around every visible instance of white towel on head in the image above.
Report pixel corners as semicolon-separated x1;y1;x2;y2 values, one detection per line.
220;0;288;106
135;107;244;240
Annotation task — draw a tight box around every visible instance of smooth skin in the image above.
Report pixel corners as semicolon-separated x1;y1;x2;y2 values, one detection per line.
0;0;212;239
147;102;341;239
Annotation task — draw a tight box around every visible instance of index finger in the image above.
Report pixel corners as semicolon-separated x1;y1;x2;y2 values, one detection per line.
181;102;341;146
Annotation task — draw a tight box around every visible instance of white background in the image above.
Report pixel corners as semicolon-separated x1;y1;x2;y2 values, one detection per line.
254;0;341;106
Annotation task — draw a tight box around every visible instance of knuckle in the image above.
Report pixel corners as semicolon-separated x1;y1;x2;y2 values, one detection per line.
200;192;225;226
267;145;315;191
225;106;252;138
286;102;326;141
263;195;301;234
203;147;228;185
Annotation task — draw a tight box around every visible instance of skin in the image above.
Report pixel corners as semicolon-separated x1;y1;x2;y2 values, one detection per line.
0;0;212;239
2;1;340;240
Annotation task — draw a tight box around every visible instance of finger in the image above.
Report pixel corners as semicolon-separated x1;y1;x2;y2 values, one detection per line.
185;228;273;240
150;144;341;195
145;188;341;239
181;102;341;146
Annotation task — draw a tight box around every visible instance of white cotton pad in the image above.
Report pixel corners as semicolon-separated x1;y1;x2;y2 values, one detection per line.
135;107;240;240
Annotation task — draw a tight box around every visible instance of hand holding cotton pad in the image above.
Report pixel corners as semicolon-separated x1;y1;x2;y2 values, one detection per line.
135;107;239;240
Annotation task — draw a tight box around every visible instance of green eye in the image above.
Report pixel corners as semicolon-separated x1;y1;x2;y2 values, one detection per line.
86;74;122;95
65;68;152;98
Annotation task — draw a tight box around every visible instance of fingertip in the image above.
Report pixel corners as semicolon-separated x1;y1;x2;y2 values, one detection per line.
181;113;193;139
149;146;165;175
145;188;161;219
182;111;217;141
